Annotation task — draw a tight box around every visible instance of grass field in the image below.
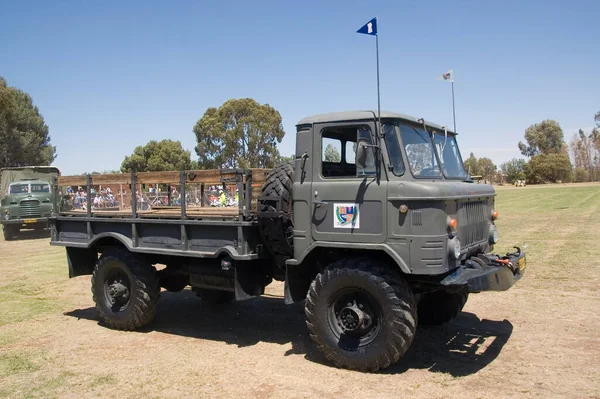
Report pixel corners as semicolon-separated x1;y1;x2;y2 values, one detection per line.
0;183;599;398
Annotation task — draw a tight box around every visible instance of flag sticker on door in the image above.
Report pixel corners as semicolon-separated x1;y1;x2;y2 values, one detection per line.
334;203;360;229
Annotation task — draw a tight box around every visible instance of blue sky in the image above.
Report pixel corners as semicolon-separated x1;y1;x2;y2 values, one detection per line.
1;0;598;175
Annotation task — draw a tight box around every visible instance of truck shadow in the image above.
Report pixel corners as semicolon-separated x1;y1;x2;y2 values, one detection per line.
65;290;512;377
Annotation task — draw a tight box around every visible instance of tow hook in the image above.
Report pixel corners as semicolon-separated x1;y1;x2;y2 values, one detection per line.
494;247;522;271
495;258;513;268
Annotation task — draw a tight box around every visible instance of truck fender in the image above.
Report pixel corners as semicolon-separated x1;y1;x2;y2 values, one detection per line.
87;232;133;250
287;242;412;274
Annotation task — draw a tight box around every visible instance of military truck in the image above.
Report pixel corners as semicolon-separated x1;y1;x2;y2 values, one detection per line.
50;111;525;372
1;166;60;240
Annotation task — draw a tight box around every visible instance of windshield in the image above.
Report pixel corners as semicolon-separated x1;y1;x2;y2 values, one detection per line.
31;183;50;193
9;184;29;194
399;125;442;178
433;133;467;179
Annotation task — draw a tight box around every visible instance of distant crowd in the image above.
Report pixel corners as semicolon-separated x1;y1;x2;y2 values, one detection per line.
61;184;240;211
65;186;120;209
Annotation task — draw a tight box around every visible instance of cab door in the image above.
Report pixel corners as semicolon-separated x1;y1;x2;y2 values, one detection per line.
310;120;387;244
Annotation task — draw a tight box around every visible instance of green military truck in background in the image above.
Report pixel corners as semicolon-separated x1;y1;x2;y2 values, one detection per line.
0;166;60;240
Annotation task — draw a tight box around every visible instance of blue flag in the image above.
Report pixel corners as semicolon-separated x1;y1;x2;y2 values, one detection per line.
357;17;377;36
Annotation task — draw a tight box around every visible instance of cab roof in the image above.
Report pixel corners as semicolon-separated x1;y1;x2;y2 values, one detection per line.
297;111;456;134
9;180;50;185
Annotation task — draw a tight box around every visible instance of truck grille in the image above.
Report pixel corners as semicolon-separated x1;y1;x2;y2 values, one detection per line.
19;199;41;218
457;200;488;248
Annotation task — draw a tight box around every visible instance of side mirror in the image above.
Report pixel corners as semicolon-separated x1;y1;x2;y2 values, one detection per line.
356;141;369;169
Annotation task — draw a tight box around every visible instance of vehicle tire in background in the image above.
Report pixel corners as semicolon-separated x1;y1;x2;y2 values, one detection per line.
258;162;295;258
305;258;417;372
3;225;16;241
196;288;235;305
417;289;468;326
91;248;160;330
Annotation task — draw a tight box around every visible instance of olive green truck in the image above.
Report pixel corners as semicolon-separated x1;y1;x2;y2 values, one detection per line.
1;166;59;240
50;111;525;372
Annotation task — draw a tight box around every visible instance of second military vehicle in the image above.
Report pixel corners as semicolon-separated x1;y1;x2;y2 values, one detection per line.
1;166;60;240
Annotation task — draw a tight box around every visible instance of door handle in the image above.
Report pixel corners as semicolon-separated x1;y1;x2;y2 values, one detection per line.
312;200;329;206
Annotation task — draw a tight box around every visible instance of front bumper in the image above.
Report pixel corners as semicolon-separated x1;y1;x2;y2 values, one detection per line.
441;248;526;292
0;217;49;226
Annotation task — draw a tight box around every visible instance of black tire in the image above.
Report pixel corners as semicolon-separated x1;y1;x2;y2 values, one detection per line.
258;162;295;257
417;289;468;326
3;225;15;241
305;258;417;372
91;248;160;330
196;288;235;305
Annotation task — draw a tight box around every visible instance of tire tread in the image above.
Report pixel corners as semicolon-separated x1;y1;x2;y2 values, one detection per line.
91;248;160;331
305;258;417;372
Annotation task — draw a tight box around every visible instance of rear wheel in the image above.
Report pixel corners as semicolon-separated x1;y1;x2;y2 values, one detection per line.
91;248;160;330
305;258;417;372
417;289;468;326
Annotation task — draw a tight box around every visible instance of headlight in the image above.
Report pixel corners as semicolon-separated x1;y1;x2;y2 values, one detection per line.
489;225;499;244
448;237;461;259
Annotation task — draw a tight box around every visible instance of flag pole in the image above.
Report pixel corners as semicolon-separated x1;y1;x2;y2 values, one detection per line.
376;32;381;127
451;80;456;133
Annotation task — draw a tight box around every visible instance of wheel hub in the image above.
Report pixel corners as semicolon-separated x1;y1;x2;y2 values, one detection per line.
108;282;129;303
338;300;372;333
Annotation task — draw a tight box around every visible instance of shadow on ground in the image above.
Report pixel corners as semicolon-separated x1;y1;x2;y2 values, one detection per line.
65;289;512;376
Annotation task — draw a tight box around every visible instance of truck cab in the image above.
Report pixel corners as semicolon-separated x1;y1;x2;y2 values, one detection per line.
290;111;497;277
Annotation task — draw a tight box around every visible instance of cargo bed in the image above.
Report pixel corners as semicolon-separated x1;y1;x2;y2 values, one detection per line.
50;169;271;260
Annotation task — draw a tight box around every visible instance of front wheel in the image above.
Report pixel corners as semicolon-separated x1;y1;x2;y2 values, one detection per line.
305;258;417;372
3;225;16;241
91;248;160;330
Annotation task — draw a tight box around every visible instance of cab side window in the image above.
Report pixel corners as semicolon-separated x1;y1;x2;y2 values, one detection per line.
321;126;375;178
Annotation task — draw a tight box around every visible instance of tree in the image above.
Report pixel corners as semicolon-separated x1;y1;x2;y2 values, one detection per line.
463;152;481;176
324;144;341;162
0;76;56;168
193;98;285;169
501;158;526;184
518;120;565;157
573;167;590;183
121;140;192;172
524;153;572;183
462;153;496;181
570;129;599;181
274;153;295;166
477;157;497;182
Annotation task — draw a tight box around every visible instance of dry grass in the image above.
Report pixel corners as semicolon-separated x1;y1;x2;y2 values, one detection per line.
0;183;599;398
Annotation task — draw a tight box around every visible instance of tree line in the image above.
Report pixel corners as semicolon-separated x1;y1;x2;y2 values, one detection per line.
1;75;598;184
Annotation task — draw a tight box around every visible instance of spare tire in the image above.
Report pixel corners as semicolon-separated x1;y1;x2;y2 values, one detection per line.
258;161;295;258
